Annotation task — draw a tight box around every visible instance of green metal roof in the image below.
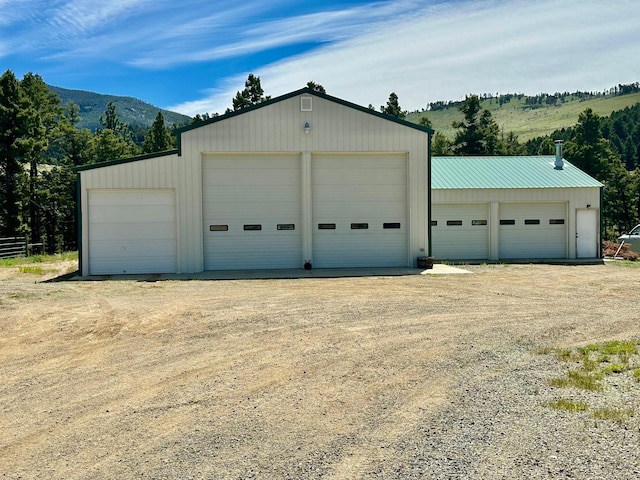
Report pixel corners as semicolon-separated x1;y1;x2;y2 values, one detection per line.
432;156;603;189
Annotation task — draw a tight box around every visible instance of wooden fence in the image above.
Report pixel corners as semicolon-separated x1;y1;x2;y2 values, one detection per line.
0;236;27;259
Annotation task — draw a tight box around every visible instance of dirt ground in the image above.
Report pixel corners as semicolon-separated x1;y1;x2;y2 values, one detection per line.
0;260;639;479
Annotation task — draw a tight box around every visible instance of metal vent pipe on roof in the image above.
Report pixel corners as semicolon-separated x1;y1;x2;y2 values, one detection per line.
554;140;564;170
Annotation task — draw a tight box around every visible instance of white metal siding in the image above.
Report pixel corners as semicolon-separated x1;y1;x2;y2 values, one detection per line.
499;203;567;258
202;155;302;270
312;154;408;267
432;204;489;260
88;189;177;274
80;93;430;274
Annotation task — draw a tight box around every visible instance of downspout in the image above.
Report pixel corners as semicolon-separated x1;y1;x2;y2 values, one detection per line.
427;132;433;258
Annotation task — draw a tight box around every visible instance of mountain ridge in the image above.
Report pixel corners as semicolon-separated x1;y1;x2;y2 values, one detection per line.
48;85;192;132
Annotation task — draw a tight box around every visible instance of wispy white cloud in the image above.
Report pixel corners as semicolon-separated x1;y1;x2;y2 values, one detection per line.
169;0;640;116
1;0;638;118
128;1;413;68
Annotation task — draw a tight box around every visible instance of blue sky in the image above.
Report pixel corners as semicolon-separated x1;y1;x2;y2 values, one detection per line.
1;0;639;117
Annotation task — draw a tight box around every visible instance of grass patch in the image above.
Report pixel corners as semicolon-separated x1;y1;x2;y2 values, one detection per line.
549;370;603;391
542;339;640;425
0;251;77;268
592;408;635;424
599;341;637;363
609;260;640;268
601;364;627;375
19;266;45;275
547;398;588;412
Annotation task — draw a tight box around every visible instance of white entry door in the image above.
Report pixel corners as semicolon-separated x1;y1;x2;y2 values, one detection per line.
576;208;598;258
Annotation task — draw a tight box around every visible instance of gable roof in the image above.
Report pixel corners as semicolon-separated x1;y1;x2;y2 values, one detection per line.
74;88;433;173
432;156;603;189
177;87;434;135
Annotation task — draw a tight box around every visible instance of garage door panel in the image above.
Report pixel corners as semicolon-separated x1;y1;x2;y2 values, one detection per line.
314;202;406;219
313;169;406;185
88;190;177;275
206;186;300;203
204;227;301;269
432;204;489;260
89;205;175;224
312;154;408;268
313;230;406;265
207;169;300;187
90;221;175;240
204;202;299;218
313;186;405;203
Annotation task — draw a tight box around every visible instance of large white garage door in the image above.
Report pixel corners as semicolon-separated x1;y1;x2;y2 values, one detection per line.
432;203;489;260
499;203;567;258
312;154;408;268
203;155;302;270
88;189;177;275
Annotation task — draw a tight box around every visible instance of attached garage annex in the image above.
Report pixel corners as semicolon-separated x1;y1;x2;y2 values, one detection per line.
431;155;603;261
76;88;432;275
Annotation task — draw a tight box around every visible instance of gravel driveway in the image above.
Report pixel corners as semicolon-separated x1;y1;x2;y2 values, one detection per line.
0;261;638;479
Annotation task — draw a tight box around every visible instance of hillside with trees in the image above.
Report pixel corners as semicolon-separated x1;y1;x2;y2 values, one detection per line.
48;85;192;133
407;85;640;142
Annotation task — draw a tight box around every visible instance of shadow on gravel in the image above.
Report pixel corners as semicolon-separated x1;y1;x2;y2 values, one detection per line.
60;268;431;283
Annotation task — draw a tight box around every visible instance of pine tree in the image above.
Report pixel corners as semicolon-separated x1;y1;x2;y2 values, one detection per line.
21;72;62;245
452;95;484;154
380;92;405;119
452;95;501;155
306;81;326;93
232;74;270;111
142;112;174;153
0;70;30;236
99;101;130;139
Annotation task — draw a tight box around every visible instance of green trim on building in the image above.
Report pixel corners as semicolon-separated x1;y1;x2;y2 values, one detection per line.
73;149;179;173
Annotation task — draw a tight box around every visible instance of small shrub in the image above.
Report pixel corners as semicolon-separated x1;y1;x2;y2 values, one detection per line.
633;369;640;382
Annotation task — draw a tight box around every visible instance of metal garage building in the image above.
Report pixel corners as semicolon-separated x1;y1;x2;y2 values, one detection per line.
77;88;432;275
431;153;603;261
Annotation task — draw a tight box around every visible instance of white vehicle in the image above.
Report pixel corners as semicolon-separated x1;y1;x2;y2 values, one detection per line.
618;224;640;252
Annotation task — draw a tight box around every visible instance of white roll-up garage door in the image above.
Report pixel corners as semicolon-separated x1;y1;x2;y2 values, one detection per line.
499;203;567;258
432;203;489;260
203;155;302;270
311;154;408;268
88;189;177;275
